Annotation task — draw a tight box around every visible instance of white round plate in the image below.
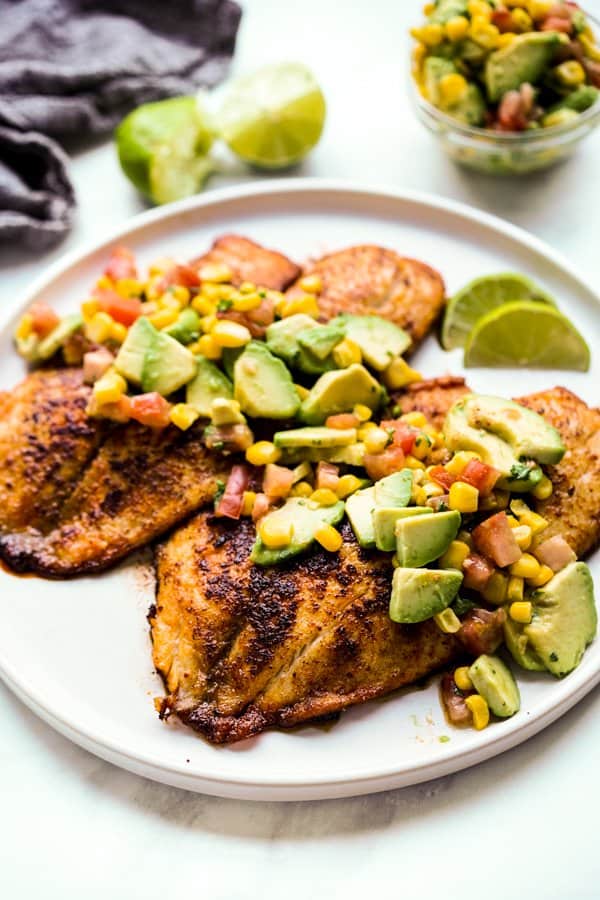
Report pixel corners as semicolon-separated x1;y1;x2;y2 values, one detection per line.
0;180;598;801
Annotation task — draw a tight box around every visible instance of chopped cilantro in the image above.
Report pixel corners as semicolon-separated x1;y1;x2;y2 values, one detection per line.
213;479;226;509
217;298;233;312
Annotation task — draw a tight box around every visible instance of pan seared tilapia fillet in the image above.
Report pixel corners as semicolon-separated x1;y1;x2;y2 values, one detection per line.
286;245;446;348
192;234;302;290
152;519;457;744
153;378;600;743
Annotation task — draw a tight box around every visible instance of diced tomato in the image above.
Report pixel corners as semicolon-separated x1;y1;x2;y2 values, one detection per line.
380;419;417;455
216;464;250;519
472;511;521;567
541;15;573;32
204;423;254;453
251;492;272;522
491;8;515;31
462;553;495;592
83;348;114;384
156;264;201;292
325;413;360;430
104;246;138;281
428;465;455;492
29;302;60;337
95;289;142;326
316;460;340;491
129;392;172;429
363;445;405;481
263;463;295;499
427;494;450;511
440;674;473;727
457;608;506;656
534;535;576;572
460;459;501;496
497;89;529;131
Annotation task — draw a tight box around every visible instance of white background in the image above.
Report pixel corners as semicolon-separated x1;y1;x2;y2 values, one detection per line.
2;2;600;898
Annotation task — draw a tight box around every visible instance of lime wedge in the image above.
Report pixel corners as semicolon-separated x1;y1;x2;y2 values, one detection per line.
464;301;590;370
442;273;554;350
115;96;215;204
217;62;326;169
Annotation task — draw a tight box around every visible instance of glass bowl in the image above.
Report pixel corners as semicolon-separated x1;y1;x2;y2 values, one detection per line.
409;18;600;175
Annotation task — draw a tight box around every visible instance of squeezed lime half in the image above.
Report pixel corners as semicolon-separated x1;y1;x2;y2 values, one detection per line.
442;273;554;351
463;301;590;370
115;96;215;204
217;62;326;169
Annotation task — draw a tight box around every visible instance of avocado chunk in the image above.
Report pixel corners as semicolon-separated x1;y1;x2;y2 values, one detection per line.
298;323;345;361
115;317;156;384
330;314;411;371
428;0;468;24
374;469;413;508
37;314;83;361
250;497;345;566
164;307;201;344
423;57;457;107
389;567;463;624
548;85;599;114
444;394;564;490
523;562;597;677
265;314;318;365
140;328;197;395
323;443;367;467
485;32;566;102
274;426;357;449
346;486;377;549
234;341;300;419
395;509;461;567
468;654;521;718
210;397;245;426
503;616;546;672
446;83;486;127
373;505;432;553
221;347;243;381
186;356;233;416
300;364;383;425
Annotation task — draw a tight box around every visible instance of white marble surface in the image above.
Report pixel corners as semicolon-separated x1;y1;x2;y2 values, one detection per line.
2;1;600;897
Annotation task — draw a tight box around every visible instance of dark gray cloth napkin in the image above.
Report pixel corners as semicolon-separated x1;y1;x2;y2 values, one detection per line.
0;0;241;249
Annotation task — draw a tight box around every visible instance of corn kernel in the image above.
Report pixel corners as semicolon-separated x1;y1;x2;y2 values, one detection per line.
148;256;175;277
507;575;524;603
292;461;312;483
81;298;100;321
85;311;114;343
423;481;444;499
159;293;183;312
506;515;519;528
211;319;252;348
294;384;310;401
191;295;216;316
148;308;178;330
579;32;600;62
291;481;313;498
527;564;554;587
95;274;114;292
405;455;425;470
353;404;372;422
446;15;470;40
259;518;293;549
15;313;34;341
298;274;322;294
439;72;468;105
194;334;222;360
401;411;428;428
336;474;363;499
448;481;479;513
521;510;548;536
93;369;127;405
314;524;343;552
382;357;422;390
423;1;435;14
497;31;517;48
237;281;256;294
332;337;362;368
465;694;490;730
412;486;428;506
232;292;263;312
200;283;226;302
246;441;281;466
555;60;586;87
169;403;200;431
310;488;339;507
454;666;473;691
115;278;143;299
439;540;471;570
420;22;445;46
526;0;552;19
198;263;232;283
445;450;481;477
363;427;390;455
171;285;191;305
483;571;508;606
512;524;533;551
509;553;541;580
468;0;492;16
531;474;553;501
511;7;532;30
279;294;320;318
509;600;532;624
434;608;462;634
241;490;257;517
110;322;128;344
357;421;378;438
470;20;500;48
200;314;217;333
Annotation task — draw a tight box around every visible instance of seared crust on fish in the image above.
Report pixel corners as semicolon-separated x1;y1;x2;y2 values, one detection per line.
391;375;471;430
152;518;457;743
192;234;301;291
287;245;446;348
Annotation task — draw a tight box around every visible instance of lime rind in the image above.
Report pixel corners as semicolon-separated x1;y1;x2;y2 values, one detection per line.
441;273;555;350
463;300;590;371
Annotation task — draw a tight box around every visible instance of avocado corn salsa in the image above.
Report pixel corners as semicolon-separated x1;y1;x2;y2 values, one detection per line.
412;0;600;131
14;245;596;734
